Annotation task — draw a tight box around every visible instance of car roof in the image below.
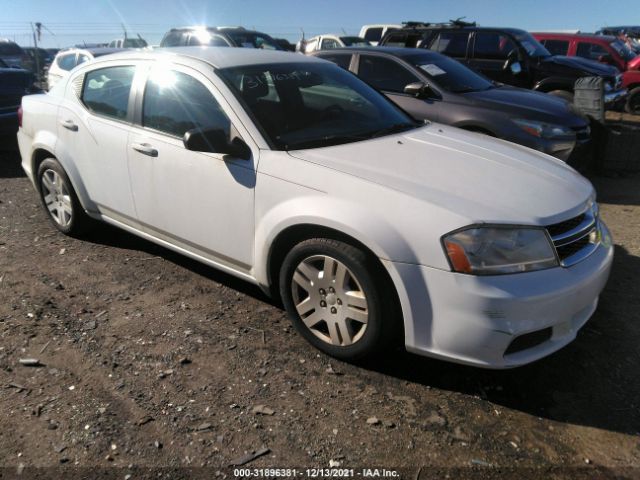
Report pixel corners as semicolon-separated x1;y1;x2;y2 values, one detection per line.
396;25;528;35
58;47;126;56
168;26;268;35
86;46;324;69
313;45;442;59
533;32;617;42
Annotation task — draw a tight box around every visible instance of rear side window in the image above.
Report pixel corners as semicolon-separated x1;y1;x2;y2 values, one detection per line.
576;42;609;61
364;27;383;43
81;66;135;120
473;32;518;60
539;39;569;56
143;70;231;138
430;31;470;57
358;55;420;93
57;54;77;71
320;54;352;70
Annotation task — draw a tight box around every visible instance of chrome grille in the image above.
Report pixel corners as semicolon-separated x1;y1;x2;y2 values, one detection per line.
546;205;599;267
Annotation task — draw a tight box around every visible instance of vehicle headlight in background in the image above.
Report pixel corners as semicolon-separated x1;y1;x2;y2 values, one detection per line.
443;227;558;275
513;119;575;139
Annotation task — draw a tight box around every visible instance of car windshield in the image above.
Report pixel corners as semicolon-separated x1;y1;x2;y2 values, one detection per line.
218;62;418;150
0;58;7;67
610;40;636;61
405;53;494;93
225;31;282;50
0;42;23;56
340;36;370;46
514;32;551;57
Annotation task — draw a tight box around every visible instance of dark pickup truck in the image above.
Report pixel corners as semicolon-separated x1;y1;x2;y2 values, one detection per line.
0;59;38;135
380;21;627;106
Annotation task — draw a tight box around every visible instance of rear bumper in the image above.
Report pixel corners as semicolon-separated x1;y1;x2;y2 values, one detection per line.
385;222;613;368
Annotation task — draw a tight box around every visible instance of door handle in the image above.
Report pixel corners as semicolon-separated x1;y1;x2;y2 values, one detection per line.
60;120;78;131
131;143;158;157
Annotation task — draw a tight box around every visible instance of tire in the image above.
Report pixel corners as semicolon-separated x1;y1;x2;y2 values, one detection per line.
36;158;90;236
625;87;640;115
548;90;574;103
279;238;400;361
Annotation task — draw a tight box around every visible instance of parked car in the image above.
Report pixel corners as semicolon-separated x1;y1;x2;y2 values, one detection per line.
273;38;295;52
298;34;370;53
0;62;38;134
359;24;402;45
0;38;28;69
108;36;148;48
380;21;626;105
160;26;282;50
48;48;125;90
314;47;591;161
17;47;613;368
533;33;640;113
22;47;55;76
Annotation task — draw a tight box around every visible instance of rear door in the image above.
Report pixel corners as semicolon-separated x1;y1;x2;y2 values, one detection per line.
56;62;139;218
355;54;440;121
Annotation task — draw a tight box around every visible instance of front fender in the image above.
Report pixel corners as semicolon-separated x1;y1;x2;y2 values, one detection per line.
253;186;418;289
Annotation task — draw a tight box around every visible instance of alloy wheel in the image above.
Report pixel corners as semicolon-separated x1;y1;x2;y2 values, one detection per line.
41;169;73;227
290;254;369;346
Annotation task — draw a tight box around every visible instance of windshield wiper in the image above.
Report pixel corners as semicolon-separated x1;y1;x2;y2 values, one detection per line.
284;133;369;150
366;122;418;139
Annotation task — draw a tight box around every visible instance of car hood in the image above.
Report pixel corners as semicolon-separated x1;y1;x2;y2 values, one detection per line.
287;124;593;225
461;85;587;126
541;55;619;76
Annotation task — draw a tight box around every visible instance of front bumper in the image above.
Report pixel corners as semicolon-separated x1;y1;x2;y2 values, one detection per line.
385;222;613;368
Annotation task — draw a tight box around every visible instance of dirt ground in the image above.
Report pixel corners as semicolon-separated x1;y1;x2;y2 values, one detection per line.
0;138;639;480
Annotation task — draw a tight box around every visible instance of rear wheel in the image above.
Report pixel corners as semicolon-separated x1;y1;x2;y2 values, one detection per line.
625;87;640;115
279;238;400;361
548;90;574;103
37;158;90;236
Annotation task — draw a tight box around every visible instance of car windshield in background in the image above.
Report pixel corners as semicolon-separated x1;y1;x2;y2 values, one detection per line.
123;38;148;48
610;40;636;61
218;62;417;150
0;42;23;55
405;53;494;93
225;31;281;50
514;32;551;57
0;58;7;67
340;36;369;46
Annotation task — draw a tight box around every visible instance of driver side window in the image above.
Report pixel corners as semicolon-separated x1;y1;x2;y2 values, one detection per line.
142;70;231;139
474;32;518;60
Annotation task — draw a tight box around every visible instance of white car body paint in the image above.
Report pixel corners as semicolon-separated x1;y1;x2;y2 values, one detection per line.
17;48;613;368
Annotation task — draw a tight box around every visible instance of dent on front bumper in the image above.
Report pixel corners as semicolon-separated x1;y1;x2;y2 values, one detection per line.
385;222;614;369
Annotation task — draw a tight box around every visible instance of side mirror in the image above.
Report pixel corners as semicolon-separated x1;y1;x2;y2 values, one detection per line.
404;81;436;98
183;128;251;160
509;61;522;75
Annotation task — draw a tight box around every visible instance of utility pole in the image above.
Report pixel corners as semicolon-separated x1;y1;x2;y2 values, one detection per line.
30;22;41;81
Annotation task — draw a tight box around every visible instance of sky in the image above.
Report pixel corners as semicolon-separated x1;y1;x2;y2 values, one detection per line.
0;0;637;48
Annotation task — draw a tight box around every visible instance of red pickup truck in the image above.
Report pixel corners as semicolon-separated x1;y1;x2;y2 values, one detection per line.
533;33;640;113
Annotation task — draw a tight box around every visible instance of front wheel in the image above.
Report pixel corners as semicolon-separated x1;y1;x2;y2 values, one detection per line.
37;158;90;236
625;87;640;115
279;238;400;361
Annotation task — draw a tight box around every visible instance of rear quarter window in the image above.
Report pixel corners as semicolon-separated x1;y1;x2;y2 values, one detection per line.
81;66;135;120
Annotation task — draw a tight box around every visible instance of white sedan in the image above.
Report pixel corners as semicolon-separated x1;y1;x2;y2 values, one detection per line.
17;47;613;368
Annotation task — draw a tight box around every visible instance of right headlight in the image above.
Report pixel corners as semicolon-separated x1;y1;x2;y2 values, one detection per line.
443;226;558;275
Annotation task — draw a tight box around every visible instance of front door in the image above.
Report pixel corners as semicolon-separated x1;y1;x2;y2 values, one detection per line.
127;65;257;273
469;31;528;87
356;54;440;122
